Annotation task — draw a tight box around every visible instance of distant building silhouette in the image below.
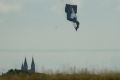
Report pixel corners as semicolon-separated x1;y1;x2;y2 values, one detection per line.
21;57;35;73
23;57;28;71
21;63;24;71
31;57;35;73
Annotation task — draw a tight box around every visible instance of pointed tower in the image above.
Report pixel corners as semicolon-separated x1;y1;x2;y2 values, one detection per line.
23;57;28;71
21;63;24;71
31;57;35;73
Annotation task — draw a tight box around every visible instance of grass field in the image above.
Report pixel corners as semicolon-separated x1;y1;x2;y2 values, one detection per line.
1;70;120;80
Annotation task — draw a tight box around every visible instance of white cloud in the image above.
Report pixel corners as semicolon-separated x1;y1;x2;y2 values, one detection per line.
0;1;22;13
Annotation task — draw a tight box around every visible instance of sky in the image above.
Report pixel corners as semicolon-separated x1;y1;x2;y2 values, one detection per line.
0;0;120;73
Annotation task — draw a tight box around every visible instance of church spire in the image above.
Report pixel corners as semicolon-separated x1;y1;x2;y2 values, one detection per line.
21;63;24;71
31;57;35;73
23;57;28;71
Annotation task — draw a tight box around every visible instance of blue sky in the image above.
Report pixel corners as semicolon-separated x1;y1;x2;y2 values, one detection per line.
0;0;120;73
